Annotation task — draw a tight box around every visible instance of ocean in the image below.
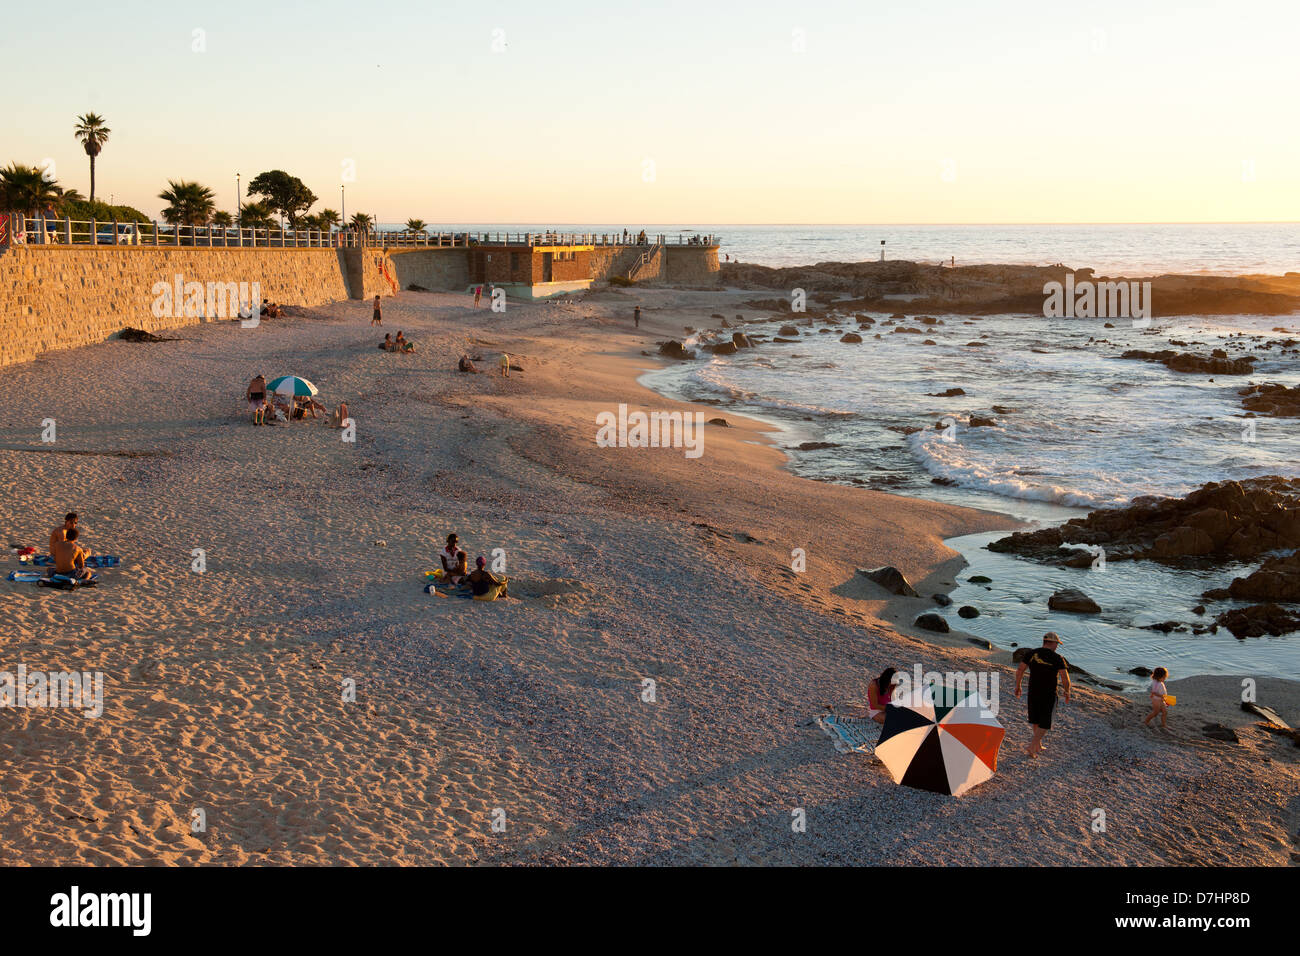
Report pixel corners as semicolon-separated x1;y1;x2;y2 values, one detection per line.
624;223;1300;683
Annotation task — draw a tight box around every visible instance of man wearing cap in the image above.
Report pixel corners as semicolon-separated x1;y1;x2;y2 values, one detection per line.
1014;632;1071;757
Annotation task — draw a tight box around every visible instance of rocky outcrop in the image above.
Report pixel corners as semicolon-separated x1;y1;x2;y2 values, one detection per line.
914;613;950;633
658;340;695;360
1120;349;1257;375
1239;382;1300;417
840;332;863;343
1215;603;1300;638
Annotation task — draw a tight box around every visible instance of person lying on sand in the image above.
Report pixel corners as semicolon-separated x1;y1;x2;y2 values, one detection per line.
52;527;92;581
867;667;898;723
468;556;509;601
379;333;393;351
440;534;469;584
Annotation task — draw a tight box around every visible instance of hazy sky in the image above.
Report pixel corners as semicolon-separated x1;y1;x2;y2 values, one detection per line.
4;0;1297;223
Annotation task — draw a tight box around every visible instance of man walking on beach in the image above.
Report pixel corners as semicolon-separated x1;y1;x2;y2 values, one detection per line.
1014;631;1071;758
634;305;640;328
371;295;382;326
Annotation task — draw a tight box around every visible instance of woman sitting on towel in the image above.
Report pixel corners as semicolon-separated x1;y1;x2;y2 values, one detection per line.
468;556;508;601
868;667;898;723
440;534;469;585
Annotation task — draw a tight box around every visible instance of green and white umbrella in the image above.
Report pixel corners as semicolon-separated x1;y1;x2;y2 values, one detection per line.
874;681;1005;797
267;375;318;397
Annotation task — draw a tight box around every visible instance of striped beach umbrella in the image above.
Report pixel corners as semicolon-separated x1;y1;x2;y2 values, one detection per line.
874;681;1004;797
267;375;318;398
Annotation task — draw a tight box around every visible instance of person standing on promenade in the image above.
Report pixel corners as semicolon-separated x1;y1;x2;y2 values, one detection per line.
371;295;382;326
634;306;641;328
1014;631;1071;758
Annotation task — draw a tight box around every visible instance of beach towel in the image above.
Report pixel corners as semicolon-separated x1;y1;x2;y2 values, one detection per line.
37;572;98;590
817;714;881;754
7;570;44;582
33;554;119;568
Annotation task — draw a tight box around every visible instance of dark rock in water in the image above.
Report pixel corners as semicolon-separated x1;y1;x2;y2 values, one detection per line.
1121;349;1257;375
658;340;695;360
1048;588;1101;614
1202;723;1240;743
967;637;993;649
778;325;800;336
773;337;799;343
1215;603;1300;637
966;341;988;347
732;331;752;348
931;477;957;486
840;332;863;343
711;313;724;319
922;339;937;346
914;613;950;633
928;388;966;397
991;405;1016;414
708;341;738;355
957;605;980;619
968;575;992;584
1239;382;1300;418
932;593;953;606
968;415;997;427
1142;621;1184;633
1103;322;1114;328
989;477;1300;566
1129;666;1153;677
795;441;841;450
1216;550;1300;602
891;312;906;319
858;566;919;597
1192;604;1206;615
707;418;730;427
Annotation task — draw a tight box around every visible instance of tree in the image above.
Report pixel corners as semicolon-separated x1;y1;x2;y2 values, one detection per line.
158;180;216;226
317;208;340;228
212;210;234;227
405;218;426;233
73;113;111;202
349;212;372;230
0;163;62;215
239;201;274;228
246;170;317;227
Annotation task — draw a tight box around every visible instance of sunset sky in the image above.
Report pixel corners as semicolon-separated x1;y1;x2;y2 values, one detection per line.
3;0;1297;224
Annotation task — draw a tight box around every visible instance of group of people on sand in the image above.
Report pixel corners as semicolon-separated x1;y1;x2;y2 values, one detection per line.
244;374;341;426
378;332;415;353
434;533;509;601
867;630;1174;759
48;512;93;581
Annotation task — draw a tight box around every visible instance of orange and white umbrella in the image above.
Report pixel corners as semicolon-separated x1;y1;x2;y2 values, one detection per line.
874;681;1004;797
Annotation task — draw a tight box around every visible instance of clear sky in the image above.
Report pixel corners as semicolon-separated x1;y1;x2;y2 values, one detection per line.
3;0;1297;223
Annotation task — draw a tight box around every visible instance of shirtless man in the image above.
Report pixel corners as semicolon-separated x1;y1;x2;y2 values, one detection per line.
49;512;83;556
52;527;92;581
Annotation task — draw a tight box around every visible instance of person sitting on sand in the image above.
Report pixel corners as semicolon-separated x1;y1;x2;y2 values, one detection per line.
439;534;469;585
467;556;509;601
379;333;393;351
1015;631;1071;758
394;331;414;353
458;354;478;374
49;512;79;555
331;401;350;429
1143;667;1171;731
246;374;269;424
867;667;898;723
301;397;325;419
52;527;92;581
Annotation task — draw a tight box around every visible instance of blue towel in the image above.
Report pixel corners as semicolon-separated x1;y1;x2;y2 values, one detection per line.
34;554;119;568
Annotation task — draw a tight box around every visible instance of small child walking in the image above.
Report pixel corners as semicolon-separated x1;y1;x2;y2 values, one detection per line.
1143;666;1171;730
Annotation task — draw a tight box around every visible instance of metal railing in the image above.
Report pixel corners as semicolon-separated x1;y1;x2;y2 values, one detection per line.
1;214;721;251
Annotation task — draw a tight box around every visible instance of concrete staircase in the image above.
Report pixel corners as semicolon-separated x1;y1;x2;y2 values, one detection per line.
626;243;662;281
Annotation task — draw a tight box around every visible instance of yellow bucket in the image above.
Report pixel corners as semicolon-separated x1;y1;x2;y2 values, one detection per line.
1164;694;1176;706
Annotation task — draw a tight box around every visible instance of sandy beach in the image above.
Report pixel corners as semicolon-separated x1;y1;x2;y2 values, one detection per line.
2;286;1297;866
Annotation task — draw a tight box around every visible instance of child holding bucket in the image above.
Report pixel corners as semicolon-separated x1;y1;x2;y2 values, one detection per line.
1143;667;1173;730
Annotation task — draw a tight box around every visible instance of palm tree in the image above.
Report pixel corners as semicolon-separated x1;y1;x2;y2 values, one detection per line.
405;218;426;233
0;163;63;215
73;112;111;202
349;212;372;230
318;208;340;229
239;200;274;228
158;180;216;226
211;211;233;227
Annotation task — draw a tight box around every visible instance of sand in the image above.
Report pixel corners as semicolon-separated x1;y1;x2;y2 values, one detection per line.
1;286;1297;866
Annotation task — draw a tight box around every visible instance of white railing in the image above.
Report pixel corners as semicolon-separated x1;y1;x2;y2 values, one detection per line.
0;214;721;251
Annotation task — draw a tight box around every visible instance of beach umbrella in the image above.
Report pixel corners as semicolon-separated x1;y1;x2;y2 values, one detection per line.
267;375;318;421
874;681;1004;797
